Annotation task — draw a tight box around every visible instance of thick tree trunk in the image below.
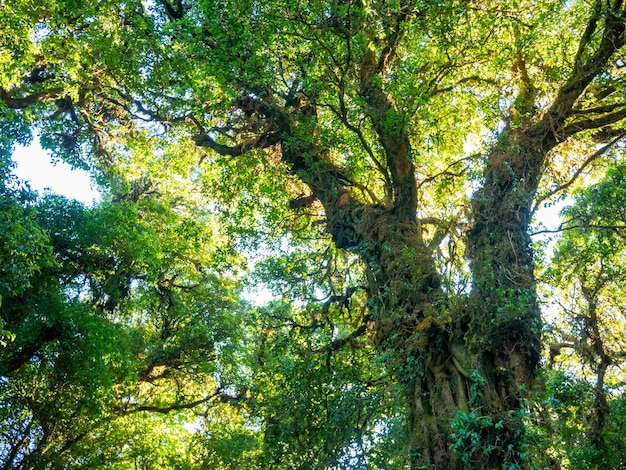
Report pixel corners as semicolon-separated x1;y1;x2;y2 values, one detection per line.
356;213;455;468
346;206;534;468
467;140;543;390
583;290;611;452
277;76;552;468
356;131;552;468
459;130;548;468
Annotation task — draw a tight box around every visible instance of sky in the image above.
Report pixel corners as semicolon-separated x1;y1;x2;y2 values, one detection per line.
11;140;101;205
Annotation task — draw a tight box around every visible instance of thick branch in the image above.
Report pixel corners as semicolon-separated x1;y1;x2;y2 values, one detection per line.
122;392;238;415
532;133;626;212
545;2;626;135
417;154;479;189
0;87;63;109
531;223;626;236
329;318;370;352
194;130;282;156
562;107;626;137
157;0;184;20
572;102;626;115
324;99;392;203
192;92;372;250
281;141;369;250
490;3;626;199
359;45;417;218
1;419;33;470
511;51;538;117
2;325;60;374
432;75;498;96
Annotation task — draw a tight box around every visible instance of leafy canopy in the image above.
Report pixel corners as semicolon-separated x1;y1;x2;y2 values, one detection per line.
2;0;626;468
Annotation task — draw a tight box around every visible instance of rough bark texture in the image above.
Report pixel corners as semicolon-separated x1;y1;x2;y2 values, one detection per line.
581;287;611;451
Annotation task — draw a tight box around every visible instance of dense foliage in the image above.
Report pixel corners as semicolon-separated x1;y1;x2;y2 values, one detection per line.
1;0;626;468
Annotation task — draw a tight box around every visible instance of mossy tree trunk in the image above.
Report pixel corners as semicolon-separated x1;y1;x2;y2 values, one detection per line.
277;103;543;468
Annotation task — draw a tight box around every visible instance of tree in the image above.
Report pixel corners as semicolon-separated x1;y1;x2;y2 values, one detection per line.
0;140;248;466
2;0;626;467
540;164;626;469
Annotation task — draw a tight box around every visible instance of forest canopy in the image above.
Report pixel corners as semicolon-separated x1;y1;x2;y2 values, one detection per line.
1;0;626;468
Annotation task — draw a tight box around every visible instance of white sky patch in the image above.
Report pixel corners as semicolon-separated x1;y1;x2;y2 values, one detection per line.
532;198;571;250
534;201;565;232
11;140;101;205
241;284;276;306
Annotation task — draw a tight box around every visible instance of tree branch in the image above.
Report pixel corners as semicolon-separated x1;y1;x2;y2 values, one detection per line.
156;0;184;20
545;1;626;133
572;102;626;115
358;16;417;219
563;107;626;137
194;130;282;156
432;75;498;96
530;223;626;236
122;391;241;415
328;318;370;352
532;133;626;213
324;98;392;203
417;154;479;189
192;92;373;250
0;87;63;109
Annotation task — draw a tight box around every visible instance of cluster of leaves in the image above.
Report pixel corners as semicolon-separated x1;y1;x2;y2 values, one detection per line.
533;162;626;469
0;124;252;467
0;129;411;469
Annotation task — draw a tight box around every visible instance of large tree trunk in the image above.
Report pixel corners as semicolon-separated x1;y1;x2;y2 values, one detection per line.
467;130;546;389
354;210;456;468
281;117;544;467
337;199;537;468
